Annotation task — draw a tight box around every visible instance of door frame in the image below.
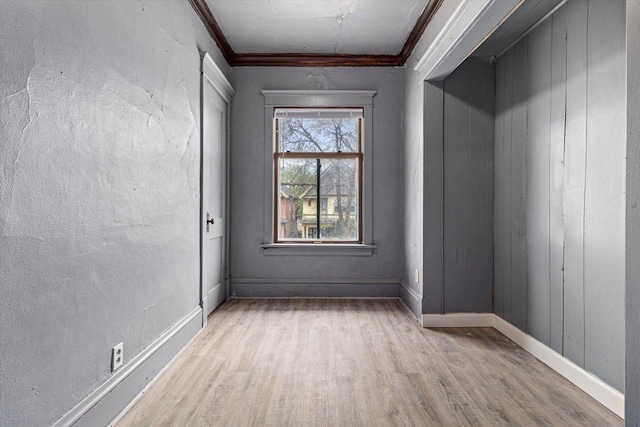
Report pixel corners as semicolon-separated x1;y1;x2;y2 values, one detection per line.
200;52;234;326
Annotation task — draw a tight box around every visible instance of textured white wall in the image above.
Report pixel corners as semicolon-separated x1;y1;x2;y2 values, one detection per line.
0;1;228;425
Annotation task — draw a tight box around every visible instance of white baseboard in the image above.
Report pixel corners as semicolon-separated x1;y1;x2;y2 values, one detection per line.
52;306;202;427
423;312;494;327
492;315;625;419
422;313;624;419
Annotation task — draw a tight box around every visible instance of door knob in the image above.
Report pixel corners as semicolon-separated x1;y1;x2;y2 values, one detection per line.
206;212;215;232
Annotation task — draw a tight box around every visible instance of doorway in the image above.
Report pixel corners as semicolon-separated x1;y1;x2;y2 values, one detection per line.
201;53;234;322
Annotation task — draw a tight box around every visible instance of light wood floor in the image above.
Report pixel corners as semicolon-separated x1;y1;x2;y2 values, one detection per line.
117;299;622;426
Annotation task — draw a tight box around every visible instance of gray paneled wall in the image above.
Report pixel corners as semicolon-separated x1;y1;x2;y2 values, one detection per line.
420;59;494;315
422;81;444;314
626;0;640;420
441;59;495;313
494;0;625;391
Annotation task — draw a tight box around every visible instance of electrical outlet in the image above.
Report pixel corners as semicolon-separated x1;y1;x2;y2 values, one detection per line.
112;342;124;372
415;269;420;283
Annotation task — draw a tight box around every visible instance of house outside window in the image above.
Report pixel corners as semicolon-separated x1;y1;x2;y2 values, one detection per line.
275;108;362;242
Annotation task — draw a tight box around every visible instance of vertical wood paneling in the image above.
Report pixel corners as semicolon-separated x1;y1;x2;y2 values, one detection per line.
442;59;494;313
493;0;626;392
626;0;640;419
510;38;529;332
423;82;445;314
469;61;495;310
444;73;471;311
562;0;588;368
548;7;567;354
583;0;626;392
502;50;514;323
494;58;506;318
525;17;552;346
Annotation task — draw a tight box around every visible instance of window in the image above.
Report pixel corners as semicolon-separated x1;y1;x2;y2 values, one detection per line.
261;90;376;256
275;108;362;243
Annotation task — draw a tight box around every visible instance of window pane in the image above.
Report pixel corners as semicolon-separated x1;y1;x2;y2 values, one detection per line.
319;158;358;240
278;157;358;241
278;158;316;240
278;116;359;153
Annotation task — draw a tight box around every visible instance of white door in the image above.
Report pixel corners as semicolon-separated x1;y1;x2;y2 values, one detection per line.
202;54;232;319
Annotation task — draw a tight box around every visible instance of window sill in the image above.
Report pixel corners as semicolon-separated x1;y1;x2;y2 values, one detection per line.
261;243;376;257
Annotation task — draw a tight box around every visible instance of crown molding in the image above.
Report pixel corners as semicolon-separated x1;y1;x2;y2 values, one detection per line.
188;0;235;64
399;0;445;62
188;0;443;67
232;53;402;67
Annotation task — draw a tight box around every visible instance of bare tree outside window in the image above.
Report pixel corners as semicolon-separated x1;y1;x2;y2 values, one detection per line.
275;109;362;242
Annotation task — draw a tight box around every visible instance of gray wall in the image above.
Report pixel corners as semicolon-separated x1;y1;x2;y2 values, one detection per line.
422;81;445;314
401;56;427;317
442;58;494;313
0;1;228;425
405;58;495;316
400;1;461;317
229;67;403;297
627;0;640;421
420;58;495;314
400;0;495;318
494;0;626;392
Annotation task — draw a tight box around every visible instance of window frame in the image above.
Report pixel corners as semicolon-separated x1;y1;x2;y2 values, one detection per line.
273;108;363;243
261;90;376;256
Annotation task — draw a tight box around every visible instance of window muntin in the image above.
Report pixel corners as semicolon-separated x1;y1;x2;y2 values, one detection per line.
274;108;363;243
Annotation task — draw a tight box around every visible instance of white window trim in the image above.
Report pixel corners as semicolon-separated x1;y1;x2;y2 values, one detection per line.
261;90;376;256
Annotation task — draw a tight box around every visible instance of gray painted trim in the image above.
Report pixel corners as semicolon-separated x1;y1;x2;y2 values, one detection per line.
362;104;374;244
232;277;400;285
202;53;235;102
231;279;400;298
399;280;423;322
261;90;376;107
263;105;276;244
261;243;376;256
423;81;445;314
53;307;202;427
627;0;640;421
108;325;206;426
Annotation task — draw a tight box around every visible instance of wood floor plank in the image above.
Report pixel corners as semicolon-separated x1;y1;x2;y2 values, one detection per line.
117;299;622;426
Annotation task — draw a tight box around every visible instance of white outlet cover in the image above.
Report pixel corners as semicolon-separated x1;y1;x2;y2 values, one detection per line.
112;342;124;372
415;269;420;283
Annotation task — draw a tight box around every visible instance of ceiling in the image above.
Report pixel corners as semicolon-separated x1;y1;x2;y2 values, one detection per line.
189;0;564;67
205;0;429;55
189;0;442;66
